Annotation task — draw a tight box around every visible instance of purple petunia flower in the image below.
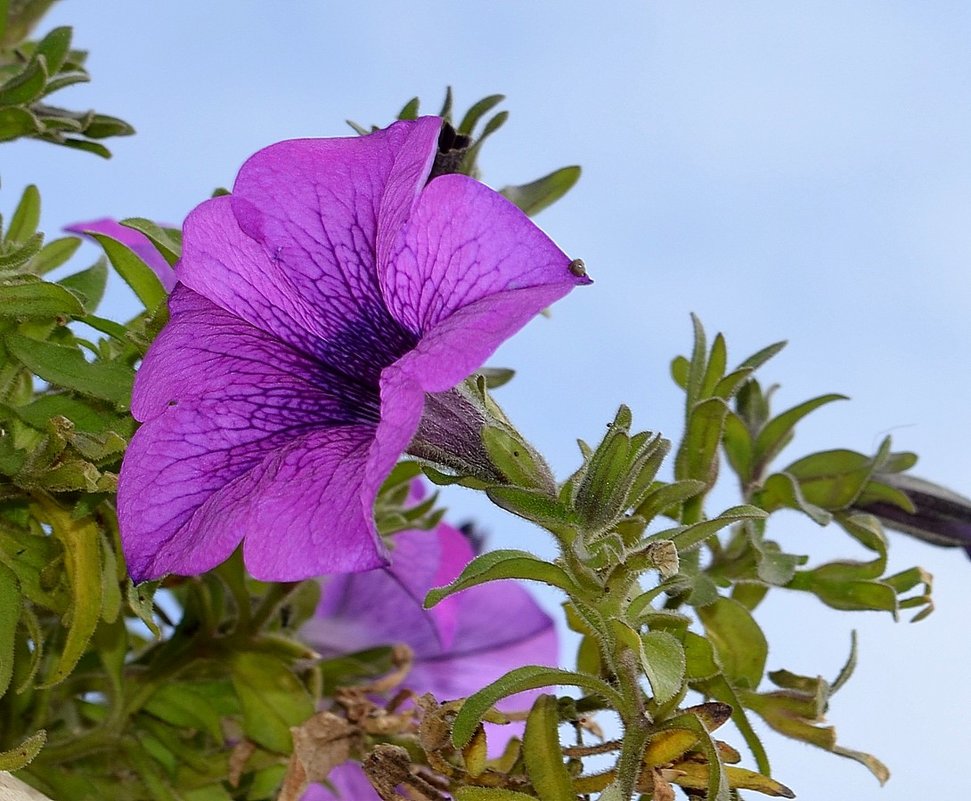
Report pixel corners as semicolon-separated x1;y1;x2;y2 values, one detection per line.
299;518;557;801
65;217;178;292
117;116;589;582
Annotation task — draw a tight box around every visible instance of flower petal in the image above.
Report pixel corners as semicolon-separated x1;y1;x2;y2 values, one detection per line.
120;420;384;581
382;173;590;338
178;118;441;380
301;762;382;801
131;286;379;426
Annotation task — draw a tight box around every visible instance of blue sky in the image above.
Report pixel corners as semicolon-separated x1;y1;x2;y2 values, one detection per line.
7;2;971;797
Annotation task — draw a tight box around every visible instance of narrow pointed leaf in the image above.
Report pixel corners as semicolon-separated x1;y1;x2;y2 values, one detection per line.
499;166;581;216
424;549;580;608
0;729;46;771
753;394;847;471
5;333;134;406
523;695;573;801
0;278;84;317
5;184;40;243
458;94;505;134
89;232;166;308
119;218;182;265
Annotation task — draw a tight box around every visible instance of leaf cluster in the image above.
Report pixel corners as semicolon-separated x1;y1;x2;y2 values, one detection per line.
0;16;133;156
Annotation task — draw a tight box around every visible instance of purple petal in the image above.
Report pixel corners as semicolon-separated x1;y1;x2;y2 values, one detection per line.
303;523;556;754
120;422;385;581
65;217;178;292
131;286;379;426
301;762;382;801
179;118;440;381
382;174;590;339
308;527;466;658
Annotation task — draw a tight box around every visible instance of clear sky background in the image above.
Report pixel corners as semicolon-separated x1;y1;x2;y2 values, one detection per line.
6;2;971;798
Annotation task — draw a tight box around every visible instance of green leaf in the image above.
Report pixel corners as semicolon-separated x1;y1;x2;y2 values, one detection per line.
424;549;580;608
0;55;47;107
144;683;225;741
89;232;167;309
670;354;689;390
0;232;43;271
0;277;84;318
29;236;81;274
0;729;46;771
120;218;181;265
0;561;20;698
58;138;112;158
499;166;581;216
785;448;876;510
5;184;40;243
454;790;537;801
523;694;573;801
82;113;135;139
641;630;687;703
452;666;624;748
230;651;314;753
37;507;102;687
656;504;767;552
5;333;134;406
675;396;729;487
736;340;787;373
696;597;767;689
701;333;727;398
57;259;108;311
486;485;577;536
34;26;72;74
757;472;832;525
753;394;847;473
722;411;754;483
634;479;706;522
0;106;41;140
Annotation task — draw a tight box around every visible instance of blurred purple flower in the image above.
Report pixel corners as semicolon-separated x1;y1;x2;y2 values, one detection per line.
299;519;557;801
117;116;589;582
65;217;178;292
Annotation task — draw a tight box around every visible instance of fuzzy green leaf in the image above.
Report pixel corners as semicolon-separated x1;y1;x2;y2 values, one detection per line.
425;549;580;608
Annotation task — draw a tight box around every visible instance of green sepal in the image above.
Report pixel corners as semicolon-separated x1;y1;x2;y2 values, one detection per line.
424;549;581;608
452;665;625;748
458;94;505;135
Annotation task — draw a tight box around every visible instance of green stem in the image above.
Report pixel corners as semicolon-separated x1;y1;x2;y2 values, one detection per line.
612;649;650;800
